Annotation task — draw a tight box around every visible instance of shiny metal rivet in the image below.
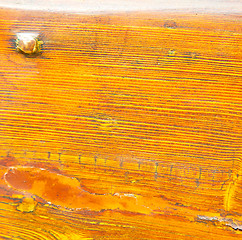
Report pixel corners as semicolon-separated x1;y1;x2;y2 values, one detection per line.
16;32;43;54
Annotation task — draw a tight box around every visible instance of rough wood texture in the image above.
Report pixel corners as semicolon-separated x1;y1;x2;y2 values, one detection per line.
0;8;241;239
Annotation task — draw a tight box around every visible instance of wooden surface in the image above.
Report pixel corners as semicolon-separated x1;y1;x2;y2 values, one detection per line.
0;7;241;239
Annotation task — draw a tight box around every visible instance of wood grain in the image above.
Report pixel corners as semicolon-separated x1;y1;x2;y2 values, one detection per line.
0;8;241;239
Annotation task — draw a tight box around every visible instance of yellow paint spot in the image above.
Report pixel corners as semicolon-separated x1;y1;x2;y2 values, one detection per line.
224;170;241;212
224;181;236;211
16;197;37;213
12;194;24;199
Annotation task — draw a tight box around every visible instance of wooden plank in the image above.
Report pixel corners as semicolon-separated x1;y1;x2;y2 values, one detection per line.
0;7;241;239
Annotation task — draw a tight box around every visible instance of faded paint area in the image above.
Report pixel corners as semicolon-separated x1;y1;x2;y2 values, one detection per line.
4;166;163;214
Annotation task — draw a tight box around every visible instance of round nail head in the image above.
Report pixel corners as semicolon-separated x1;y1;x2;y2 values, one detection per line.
16;32;42;54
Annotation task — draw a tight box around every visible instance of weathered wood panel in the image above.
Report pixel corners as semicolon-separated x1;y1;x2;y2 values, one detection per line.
0;8;241;239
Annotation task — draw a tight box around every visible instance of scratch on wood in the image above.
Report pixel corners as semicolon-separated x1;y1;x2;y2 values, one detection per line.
58;153;61;161
154;162;158;180
169;164;173;181
138;161;141;170
119;159;123;168
196;215;242;231
196;167;202;188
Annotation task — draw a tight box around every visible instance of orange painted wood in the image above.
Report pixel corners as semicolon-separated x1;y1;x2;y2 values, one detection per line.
0;7;241;239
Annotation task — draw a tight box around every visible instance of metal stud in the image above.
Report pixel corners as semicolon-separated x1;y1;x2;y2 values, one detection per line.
16;32;43;54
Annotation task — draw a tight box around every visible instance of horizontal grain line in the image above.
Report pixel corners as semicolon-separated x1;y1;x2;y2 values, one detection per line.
0;124;239;155
0;109;239;137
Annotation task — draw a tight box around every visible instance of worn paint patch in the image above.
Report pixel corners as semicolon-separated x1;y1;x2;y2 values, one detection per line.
4;166;163;214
